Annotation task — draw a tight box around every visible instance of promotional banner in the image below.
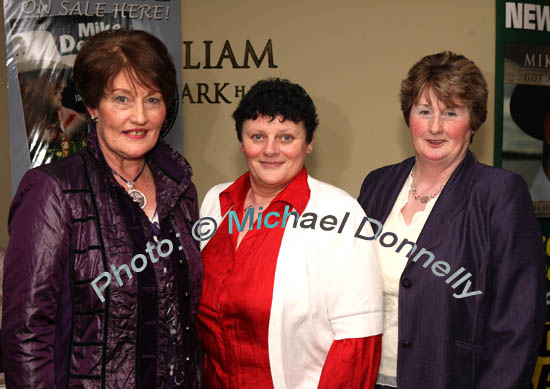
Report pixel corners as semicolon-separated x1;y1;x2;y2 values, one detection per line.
495;1;550;387
3;0;182;196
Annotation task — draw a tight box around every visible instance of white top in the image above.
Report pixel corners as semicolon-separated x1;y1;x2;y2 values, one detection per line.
375;171;440;387
200;175;383;388
149;210;159;224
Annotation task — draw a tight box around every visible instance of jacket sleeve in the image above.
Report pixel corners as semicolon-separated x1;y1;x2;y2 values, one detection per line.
476;174;546;388
319;197;384;339
2;169;71;388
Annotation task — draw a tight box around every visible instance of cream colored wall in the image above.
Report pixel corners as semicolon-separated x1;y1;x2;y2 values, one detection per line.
182;1;495;202
0;1;495;244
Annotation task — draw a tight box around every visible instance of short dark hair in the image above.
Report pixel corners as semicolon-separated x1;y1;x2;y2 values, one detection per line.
73;29;177;133
400;51;488;132
232;78;319;143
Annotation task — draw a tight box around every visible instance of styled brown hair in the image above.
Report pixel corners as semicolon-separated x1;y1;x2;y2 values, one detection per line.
400;51;488;132
73;29;177;132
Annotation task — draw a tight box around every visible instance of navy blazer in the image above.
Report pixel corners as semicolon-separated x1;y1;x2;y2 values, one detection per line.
358;151;545;388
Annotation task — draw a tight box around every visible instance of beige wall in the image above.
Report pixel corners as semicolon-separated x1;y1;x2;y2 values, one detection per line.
182;1;495;202
0;1;495;244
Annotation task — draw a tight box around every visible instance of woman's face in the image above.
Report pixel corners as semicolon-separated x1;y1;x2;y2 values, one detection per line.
240;114;313;194
409;87;472;167
89;70;166;163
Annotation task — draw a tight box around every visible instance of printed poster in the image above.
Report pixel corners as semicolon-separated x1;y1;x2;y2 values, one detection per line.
495;1;550;387
3;0;183;196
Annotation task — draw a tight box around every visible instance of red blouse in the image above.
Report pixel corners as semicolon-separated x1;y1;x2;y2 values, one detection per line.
197;168;381;388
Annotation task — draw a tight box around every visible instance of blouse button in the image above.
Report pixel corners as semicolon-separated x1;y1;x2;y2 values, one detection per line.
402;278;412;288
402;341;413;348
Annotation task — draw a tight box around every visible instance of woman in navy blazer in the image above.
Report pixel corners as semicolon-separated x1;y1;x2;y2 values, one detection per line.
359;51;546;388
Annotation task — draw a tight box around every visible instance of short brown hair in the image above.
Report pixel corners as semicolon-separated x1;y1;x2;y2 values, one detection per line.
400;51;488;132
73;29;177;131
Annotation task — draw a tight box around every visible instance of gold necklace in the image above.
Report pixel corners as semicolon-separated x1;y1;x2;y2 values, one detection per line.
410;167;445;204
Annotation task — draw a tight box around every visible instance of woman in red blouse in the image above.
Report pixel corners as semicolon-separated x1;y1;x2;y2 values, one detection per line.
197;78;383;388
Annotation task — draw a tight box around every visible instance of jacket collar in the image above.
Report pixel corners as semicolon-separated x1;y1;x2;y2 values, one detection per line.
219;166;310;216
375;156;415;225
85;125;194;220
415;150;477;252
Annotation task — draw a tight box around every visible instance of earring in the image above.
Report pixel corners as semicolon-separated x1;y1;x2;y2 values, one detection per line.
91;116;98;124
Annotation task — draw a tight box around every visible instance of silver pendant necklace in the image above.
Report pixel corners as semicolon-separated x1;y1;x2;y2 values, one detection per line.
111;162;147;209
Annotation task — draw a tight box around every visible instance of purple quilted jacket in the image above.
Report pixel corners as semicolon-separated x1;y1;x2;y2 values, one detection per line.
2;128;203;388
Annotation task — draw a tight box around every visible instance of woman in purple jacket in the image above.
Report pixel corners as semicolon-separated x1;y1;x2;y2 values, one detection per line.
359;51;545;388
2;30;203;388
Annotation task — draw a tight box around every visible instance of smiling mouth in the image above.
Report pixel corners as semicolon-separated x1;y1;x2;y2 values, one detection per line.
427;140;445;145
124;130;148;136
260;161;284;167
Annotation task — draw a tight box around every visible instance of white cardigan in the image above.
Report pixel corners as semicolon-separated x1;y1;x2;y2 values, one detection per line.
200;175;383;388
